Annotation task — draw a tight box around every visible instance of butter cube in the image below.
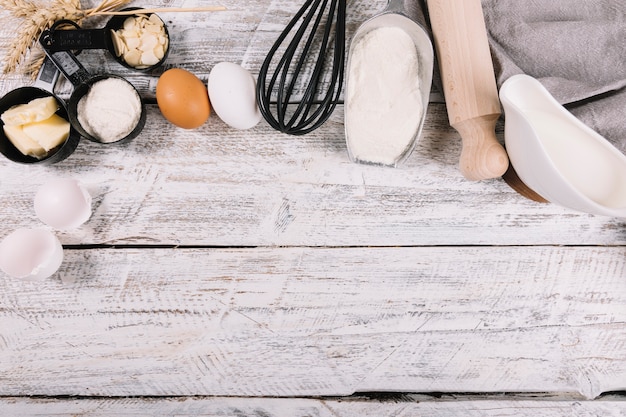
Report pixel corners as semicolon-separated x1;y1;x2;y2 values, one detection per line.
22;114;70;152
3;124;47;159
1;96;59;126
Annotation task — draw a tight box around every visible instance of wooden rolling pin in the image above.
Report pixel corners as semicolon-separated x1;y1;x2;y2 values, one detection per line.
426;0;509;181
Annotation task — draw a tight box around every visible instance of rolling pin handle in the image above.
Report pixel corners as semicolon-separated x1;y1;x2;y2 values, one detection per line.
453;116;509;181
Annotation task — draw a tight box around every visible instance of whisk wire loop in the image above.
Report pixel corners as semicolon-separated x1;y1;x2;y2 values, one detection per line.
286;0;336;129
257;0;346;135
277;0;327;130
294;0;344;131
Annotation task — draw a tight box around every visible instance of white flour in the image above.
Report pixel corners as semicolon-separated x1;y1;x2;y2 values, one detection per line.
346;26;423;166
77;78;142;143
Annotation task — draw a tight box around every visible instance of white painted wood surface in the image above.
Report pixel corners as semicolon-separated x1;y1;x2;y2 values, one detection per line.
1;0;625;415
3;395;626;417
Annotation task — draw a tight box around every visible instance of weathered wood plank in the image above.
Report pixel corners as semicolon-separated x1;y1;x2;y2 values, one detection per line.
1;395;626;417
0;104;623;247
1;246;625;398
1;1;624;247
1;0;626;406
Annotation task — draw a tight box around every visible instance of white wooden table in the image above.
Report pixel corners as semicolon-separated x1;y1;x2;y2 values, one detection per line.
1;1;625;415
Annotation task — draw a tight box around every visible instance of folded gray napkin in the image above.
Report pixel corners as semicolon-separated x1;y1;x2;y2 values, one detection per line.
482;0;626;153
419;0;626;153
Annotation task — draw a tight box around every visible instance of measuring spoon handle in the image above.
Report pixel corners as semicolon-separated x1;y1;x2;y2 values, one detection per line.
33;56;61;92
40;27;109;52
39;32;92;87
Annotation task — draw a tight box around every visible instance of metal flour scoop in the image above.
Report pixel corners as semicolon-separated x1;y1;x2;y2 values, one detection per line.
344;0;434;167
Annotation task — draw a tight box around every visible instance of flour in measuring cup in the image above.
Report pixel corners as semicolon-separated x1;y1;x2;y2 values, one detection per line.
346;26;423;165
77;78;142;143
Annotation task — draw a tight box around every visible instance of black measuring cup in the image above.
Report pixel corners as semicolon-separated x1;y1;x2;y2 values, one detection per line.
39;8;170;72
0;57;80;165
39;42;146;145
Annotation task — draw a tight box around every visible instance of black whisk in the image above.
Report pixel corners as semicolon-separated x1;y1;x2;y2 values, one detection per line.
256;0;346;135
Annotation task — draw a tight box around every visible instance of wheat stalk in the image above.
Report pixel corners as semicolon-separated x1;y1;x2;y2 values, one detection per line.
0;0;224;76
1;0;39;17
96;6;227;15
0;0;134;75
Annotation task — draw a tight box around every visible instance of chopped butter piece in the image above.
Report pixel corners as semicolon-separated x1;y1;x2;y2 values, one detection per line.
1;96;59;126
3;124;47;159
22;114;70;152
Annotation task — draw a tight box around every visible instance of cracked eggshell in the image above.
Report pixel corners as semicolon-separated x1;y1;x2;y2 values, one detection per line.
208;62;262;130
34;178;92;230
0;228;63;280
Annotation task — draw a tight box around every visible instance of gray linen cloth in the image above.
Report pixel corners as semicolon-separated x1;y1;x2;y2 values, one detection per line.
482;0;626;153
418;0;626;153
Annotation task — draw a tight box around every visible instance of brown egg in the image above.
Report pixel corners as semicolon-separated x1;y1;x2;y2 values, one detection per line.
156;68;210;129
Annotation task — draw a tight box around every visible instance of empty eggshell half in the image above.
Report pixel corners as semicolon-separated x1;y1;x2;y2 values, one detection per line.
34;178;92;230
208;62;262;130
0;228;64;280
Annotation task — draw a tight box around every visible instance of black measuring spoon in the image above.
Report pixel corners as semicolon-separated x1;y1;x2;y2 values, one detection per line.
39;42;146;145
0;57;80;165
39;8;169;72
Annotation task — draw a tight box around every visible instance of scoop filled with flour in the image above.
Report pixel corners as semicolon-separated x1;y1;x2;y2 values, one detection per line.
345;12;433;167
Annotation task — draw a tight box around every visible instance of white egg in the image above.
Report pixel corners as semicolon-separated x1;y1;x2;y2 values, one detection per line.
0;228;63;280
208;62;262;130
34;178;92;230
